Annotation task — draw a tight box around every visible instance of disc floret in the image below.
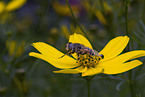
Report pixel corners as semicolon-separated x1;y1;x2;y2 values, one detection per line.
77;54;102;68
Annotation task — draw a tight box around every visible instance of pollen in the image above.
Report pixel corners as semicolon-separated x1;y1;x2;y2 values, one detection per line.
77;54;102;68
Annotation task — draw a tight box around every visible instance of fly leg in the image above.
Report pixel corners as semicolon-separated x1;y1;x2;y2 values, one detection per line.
58;51;71;59
58;54;66;59
76;53;81;63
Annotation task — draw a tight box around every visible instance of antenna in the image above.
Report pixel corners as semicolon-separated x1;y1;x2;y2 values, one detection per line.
58;54;66;59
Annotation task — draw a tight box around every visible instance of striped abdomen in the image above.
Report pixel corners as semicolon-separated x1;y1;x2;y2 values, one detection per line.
80;47;99;56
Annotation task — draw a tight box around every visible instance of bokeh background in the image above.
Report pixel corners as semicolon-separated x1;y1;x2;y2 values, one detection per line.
0;0;145;97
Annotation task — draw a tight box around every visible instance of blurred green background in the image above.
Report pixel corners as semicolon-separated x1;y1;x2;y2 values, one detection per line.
0;0;145;97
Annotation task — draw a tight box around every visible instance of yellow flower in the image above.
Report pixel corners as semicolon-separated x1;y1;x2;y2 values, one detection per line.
0;0;27;23
0;2;5;13
52;1;80;16
0;0;27;13
29;33;145;76
6;40;25;57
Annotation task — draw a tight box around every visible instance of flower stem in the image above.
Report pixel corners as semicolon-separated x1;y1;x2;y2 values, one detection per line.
125;1;128;36
125;1;136;97
99;0;105;15
128;71;135;97
64;0;92;46
87;78;91;97
83;76;94;97
65;0;85;34
99;0;116;38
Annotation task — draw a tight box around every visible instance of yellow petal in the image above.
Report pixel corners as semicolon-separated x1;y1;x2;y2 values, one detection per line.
52;1;80;16
29;52;79;69
109;50;145;64
69;33;92;49
103;60;142;74
98;50;145;72
53;66;87;74
99;36;129;61
29;42;79;69
6;0;27;12
82;58;143;76
69;33;93;59
95;10;107;25
82;66;103;76
98;50;145;74
0;1;5;13
61;25;70;40
31;42;66;58
9;40;16;56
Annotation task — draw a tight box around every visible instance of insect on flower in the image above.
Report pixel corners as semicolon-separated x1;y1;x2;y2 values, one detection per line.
59;42;104;60
59;42;104;68
29;33;145;77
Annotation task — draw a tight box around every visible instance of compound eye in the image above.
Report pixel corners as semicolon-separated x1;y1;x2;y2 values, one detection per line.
69;42;72;44
78;47;81;49
100;54;104;59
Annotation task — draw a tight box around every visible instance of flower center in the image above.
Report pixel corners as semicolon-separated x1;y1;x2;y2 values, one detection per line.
76;54;102;68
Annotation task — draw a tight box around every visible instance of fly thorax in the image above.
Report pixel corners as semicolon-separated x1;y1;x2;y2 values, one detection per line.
76;54;102;68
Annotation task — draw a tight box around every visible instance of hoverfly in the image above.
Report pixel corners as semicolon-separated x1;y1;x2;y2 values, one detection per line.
59;42;104;60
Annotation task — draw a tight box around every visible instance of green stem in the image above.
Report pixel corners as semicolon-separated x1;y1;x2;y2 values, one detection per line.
65;0;85;34
125;0;130;51
65;0;93;47
99;0;116;38
83;76;94;97
128;71;135;97
125;1;136;97
87;79;91;97
125;1;128;36
99;0;105;15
